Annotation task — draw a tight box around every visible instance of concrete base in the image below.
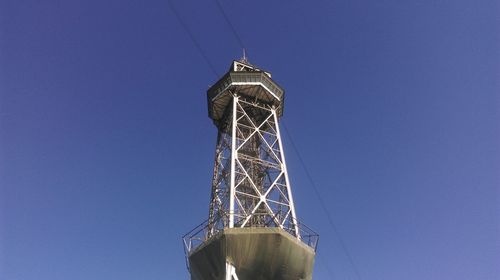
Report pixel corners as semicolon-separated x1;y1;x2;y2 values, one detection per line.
188;228;315;280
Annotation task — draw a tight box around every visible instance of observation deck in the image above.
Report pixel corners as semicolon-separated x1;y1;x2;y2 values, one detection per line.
207;60;285;127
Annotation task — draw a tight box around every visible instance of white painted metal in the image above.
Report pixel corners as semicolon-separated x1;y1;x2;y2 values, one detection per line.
225;261;240;280
273;109;300;238
229;96;238;228
207;95;300;239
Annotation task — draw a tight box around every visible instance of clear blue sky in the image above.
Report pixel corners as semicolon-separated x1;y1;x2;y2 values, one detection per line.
1;0;499;279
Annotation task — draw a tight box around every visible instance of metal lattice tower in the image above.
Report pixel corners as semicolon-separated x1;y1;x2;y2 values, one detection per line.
183;60;318;280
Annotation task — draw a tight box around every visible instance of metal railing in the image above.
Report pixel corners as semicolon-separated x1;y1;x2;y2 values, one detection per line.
208;72;284;101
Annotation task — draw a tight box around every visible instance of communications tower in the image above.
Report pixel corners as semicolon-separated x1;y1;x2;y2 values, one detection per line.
183;59;318;280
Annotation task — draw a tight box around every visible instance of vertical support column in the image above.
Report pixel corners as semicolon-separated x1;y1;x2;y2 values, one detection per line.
208;131;222;236
272;109;300;238
229;96;238;228
225;261;239;280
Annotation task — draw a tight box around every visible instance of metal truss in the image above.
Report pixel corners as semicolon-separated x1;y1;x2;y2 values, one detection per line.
207;95;299;238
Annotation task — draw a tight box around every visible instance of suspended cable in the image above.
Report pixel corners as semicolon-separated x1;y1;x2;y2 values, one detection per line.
281;121;363;280
213;0;246;50
317;251;336;279
167;0;219;77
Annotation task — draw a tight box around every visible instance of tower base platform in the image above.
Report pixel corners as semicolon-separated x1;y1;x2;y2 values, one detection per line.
188;228;315;280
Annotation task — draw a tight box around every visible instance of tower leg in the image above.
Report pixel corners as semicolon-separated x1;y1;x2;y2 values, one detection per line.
225;261;239;280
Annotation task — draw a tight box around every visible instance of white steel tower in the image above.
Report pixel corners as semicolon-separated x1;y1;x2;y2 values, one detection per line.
183;60;318;280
